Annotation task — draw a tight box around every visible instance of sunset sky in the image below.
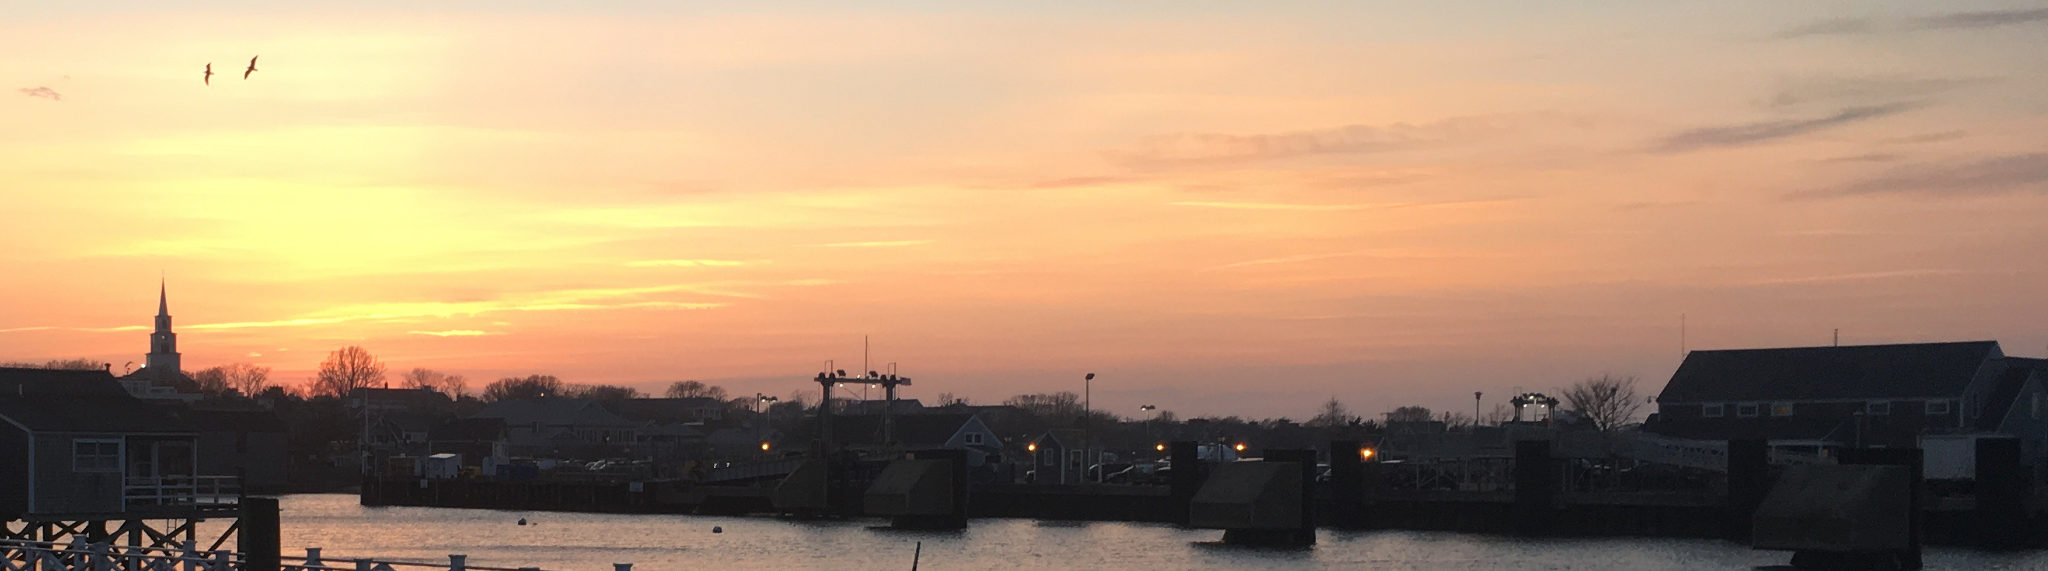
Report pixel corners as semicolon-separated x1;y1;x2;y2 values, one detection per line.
5;1;2046;419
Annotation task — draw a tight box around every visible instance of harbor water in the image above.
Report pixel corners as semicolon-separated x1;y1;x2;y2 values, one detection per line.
253;494;2048;569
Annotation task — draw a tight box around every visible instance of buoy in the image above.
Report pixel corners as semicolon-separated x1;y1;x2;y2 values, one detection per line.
517;518;527;526
712;526;723;533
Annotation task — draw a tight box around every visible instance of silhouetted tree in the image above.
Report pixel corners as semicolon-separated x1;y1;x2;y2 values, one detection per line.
664;380;728;400
401;368;467;399
1;358;105;370
1306;397;1357;428
312;346;385;398
483;374;564;402
1004;391;1083;423
192;367;233;396
568;383;642;401
1562;374;1643;431
1386;406;1433;423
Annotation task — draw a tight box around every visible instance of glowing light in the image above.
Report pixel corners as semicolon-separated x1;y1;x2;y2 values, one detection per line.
760;442;771;451
1360;448;1376;460
1233;443;1246;452
1027;443;1037;453
1155;443;1166;452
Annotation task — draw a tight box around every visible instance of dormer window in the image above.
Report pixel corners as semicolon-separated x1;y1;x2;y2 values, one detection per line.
1736;403;1760;418
1926;400;1952;415
1702;404;1725;418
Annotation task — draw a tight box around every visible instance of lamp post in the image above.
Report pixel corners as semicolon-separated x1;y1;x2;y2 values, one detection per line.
1474;391;1483;431
1083;373;1096;483
756;394;778;456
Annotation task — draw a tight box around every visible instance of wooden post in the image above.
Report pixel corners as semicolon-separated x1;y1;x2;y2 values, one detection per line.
240;497;282;571
1974;437;2024;548
1725;439;1768;541
1168;441;1200;526
1512;440;1554;537
1328;440;1365;528
449;554;468;571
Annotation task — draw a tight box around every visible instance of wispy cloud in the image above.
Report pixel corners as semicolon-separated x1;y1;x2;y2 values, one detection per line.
1775;8;2048;38
1211;248;1470;270
625;259;766;268
1111;118;1497;166
408;330;494;337
1919;8;2048;30
17;87;60;101
1651;103;1918;153
1172;199;1506;212
1812;153;2048;197
820;240;931;248
1742;269;1966;286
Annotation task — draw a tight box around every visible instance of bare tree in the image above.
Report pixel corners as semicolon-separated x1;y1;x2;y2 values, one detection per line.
1306;397;1357;428
664;380;729;401
1386;406;1434;423
312;346;386;398
192;367;233;396
401;368;467;399
568;383;643;401
483;374;564;402
1480;403;1512;427
1561;374;1644;431
1;358;105;370
1004;392;1083;423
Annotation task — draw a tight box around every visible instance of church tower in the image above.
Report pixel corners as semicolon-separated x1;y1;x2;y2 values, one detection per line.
145;280;181;373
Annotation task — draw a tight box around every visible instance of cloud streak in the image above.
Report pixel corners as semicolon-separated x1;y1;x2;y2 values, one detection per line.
1776;8;2048;38
1815;153;2048;197
1111;118;1498;166
1651;103;1918;152
625;259;765;268
409;330;494;337
820;240;931;248
17;87;60;101
1172;199;1508;212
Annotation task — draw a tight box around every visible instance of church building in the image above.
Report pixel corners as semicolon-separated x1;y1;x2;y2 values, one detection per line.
119;281;202;402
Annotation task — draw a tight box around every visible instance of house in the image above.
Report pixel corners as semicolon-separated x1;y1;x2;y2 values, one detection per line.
0;367;207;518
1644;341;2039;451
828;413;1004;467
185;409;288;493
427;418;510;476
1026;429;1085;484
349;387;455;414
468;398;641;459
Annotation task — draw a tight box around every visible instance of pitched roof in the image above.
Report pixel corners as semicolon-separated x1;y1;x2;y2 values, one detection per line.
0;367;196;433
607;397;723;423
430;418;508;442
1657;341;2001;403
1984;358;2048;429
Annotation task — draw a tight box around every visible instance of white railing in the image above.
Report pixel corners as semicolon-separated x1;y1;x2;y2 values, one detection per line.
124;475;242;507
284;548;633;571
2;537;234;571
1;540;633;571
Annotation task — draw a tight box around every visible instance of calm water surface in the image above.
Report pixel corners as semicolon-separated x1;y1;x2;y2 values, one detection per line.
234;494;2048;570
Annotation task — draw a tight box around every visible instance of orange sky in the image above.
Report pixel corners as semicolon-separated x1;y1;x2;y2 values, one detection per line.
5;2;2047;419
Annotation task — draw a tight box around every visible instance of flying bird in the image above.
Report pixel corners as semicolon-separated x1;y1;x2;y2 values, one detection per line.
243;56;258;80
204;63;213;85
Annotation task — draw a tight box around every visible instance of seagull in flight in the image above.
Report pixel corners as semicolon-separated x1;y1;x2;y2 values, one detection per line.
243;56;258;80
204;63;213;86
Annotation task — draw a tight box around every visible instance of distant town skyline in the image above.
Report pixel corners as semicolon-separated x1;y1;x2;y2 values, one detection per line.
4;1;2046;418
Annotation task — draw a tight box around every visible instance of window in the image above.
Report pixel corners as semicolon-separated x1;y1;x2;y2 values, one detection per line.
1771;403;1794;417
1926;400;1952;415
964;432;985;445
1736;403;1760;418
73;439;121;472
1866;401;1890;416
1702;404;1725;418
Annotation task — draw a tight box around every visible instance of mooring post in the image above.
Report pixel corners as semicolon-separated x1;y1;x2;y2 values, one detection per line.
1512;440;1555;537
1838;447;1925;570
1725;439;1768;541
1168;441;1200;525
449;554;468;571
1974;437;2025;549
241;496;282;571
1271;449;1318;545
355;559;374;571
1329;440;1365;528
614;564;633;571
305;547;325;567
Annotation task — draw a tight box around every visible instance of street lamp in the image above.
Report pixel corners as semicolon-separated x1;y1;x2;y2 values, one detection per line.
1083;373;1096;483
